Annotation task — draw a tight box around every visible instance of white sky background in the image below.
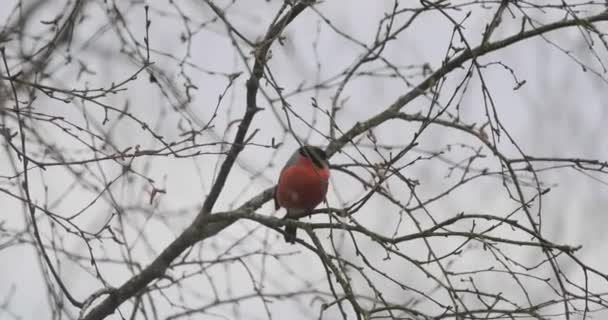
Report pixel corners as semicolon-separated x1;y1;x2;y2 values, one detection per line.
1;0;608;319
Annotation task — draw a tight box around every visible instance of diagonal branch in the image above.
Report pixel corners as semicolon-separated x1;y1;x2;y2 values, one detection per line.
80;8;608;320
81;1;312;319
198;1;310;217
326;10;608;156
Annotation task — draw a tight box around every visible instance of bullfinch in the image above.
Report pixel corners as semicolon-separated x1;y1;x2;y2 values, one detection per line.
274;146;330;244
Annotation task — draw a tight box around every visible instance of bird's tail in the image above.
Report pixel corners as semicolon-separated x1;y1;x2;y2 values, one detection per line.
283;209;304;244
284;224;297;244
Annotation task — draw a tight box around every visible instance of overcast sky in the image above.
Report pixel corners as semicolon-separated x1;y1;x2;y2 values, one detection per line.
1;1;608;319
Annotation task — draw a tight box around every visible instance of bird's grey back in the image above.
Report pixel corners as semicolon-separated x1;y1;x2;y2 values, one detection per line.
282;149;301;170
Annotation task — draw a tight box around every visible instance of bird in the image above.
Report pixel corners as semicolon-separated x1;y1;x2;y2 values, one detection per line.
274;145;330;244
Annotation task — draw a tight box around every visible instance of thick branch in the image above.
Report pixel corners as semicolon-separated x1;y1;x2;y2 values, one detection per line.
80;8;608;320
81;2;311;319
198;1;309;216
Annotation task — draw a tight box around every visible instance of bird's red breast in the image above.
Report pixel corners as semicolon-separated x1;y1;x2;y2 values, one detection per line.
275;156;329;211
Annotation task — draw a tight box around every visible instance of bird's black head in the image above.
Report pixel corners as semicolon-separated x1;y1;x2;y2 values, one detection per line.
298;146;328;168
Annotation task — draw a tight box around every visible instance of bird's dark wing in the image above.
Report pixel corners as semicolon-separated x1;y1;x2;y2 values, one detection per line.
273;186;280;210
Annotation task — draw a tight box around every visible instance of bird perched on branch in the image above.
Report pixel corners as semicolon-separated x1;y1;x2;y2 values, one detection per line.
274;146;330;244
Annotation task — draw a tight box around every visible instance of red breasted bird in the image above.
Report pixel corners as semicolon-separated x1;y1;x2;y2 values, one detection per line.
274;146;330;244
